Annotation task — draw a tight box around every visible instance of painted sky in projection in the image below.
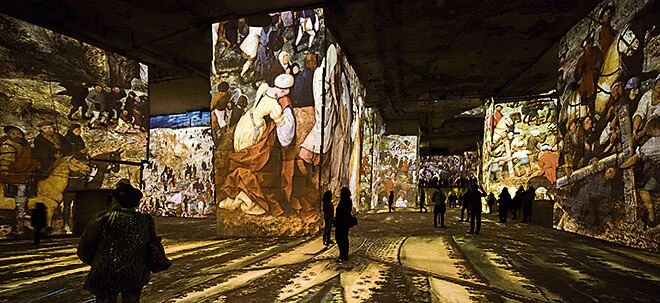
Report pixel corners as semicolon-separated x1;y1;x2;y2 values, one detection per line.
211;9;366;236
556;0;660;252
0;14;148;237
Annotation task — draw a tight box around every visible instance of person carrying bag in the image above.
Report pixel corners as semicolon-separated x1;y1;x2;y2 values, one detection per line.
77;183;170;302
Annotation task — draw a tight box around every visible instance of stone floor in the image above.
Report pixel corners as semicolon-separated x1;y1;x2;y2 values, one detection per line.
1;208;659;302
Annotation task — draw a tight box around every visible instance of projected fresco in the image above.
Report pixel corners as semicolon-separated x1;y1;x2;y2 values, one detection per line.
420;152;479;188
141;113;214;218
556;0;660;252
371;135;418;210
211;9;366;236
0;14;148;237
358;108;384;211
481;98;558;198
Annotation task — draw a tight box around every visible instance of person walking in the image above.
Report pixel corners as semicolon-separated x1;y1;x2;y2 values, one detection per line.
486;193;496;214
498;187;512;223
334;187;355;262
467;183;486;235
30;202;47;245
432;186;447;228
322;190;334;245
388;191;394;213
77;183;154;303
419;184;428;213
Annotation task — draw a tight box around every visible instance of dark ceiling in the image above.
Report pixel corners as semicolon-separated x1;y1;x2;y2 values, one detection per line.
0;0;600;154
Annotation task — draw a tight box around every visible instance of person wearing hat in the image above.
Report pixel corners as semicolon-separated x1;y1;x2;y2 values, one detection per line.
77;183;154;302
537;144;559;184
232;73;293;152
33;121;65;180
0;125;39;234
631;73;660;140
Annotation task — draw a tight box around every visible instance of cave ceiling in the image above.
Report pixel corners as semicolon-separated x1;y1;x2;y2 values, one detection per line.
0;0;600;153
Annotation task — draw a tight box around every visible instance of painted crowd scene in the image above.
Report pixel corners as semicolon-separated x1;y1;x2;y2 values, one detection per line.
211;9;367;236
555;0;660;252
0;14;148;238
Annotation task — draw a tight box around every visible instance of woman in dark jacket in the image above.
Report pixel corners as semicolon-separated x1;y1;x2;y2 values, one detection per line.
334;187;354;261
77;183;153;302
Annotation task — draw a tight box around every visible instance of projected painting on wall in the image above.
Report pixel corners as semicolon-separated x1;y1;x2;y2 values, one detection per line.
211;9;366;236
358;108;383;211
141;112;214;218
371;135;418;210
481;98;558;197
420;152;479;188
556;0;660;252
0;14;148;237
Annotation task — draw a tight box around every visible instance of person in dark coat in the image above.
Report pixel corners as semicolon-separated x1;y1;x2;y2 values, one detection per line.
498;187;512;223
486;193;496;214
33;121;64;180
432;187;447;228
322;190;334;246
467;183;486;235
59;82;90;120
77;183;153;302
334;187;354;261
62;124;87;160
521;186;535;223
291;53;318;107
419;184;428;213
511;186;525;220
460;191;470;222
31;202;47;245
388;191;394;213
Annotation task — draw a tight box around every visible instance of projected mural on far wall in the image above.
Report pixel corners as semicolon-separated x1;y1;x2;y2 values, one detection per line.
371;135;418;210
481;98;558;199
556;0;660;252
142;112;215;218
211;9;366;236
0;14;148;238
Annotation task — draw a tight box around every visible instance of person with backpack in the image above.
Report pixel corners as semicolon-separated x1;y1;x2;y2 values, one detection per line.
432;186;447;228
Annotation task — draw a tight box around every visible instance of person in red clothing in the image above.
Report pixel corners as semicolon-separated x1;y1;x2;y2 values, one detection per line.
321;190;334;246
538;144;559;184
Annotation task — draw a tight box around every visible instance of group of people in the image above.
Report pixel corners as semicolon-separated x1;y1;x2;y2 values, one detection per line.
490;186;536;223
321;187;357;262
1;122;90;234
62;82;148;132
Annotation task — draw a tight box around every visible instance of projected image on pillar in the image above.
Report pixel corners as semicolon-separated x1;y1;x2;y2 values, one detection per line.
371;135;418;210
211;9;366;236
142;112;214;218
557;0;660;252
0;14;149;237
358;108;383;212
481;98;558;200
